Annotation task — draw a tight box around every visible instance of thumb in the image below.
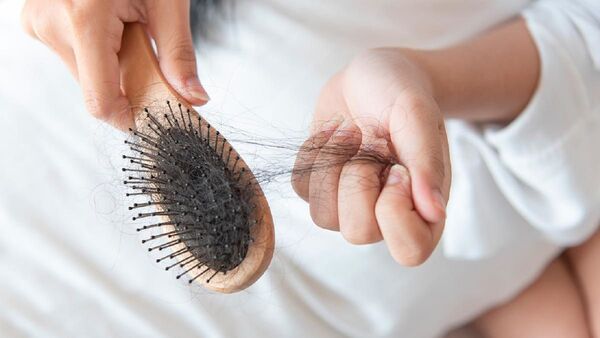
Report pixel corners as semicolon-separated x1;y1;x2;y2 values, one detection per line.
389;98;447;224
375;164;438;266
147;0;209;105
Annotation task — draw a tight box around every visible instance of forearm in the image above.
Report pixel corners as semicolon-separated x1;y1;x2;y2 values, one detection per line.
408;17;540;123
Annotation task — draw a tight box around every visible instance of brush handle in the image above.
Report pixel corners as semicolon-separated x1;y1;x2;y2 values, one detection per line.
118;23;184;114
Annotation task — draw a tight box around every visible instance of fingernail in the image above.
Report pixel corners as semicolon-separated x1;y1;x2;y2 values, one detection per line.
386;164;410;186
432;188;447;217
186;77;210;102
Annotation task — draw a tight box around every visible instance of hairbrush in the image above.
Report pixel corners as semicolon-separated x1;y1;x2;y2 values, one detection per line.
118;23;274;293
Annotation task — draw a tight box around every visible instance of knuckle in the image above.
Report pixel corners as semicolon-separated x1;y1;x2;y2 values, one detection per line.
20;4;35;37
346;48;394;78
31;20;52;44
427;155;446;182
310;203;338;230
68;11;85;29
341;221;381;245
60;0;75;11
311;213;337;230
122;1;148;22
330;129;361;151
290;173;309;201
20;2;55;42
67;1;96;29
88;107;110;120
351;48;387;67
389;245;429;267
166;40;197;67
402;95;435;116
85;97;111;120
375;210;433;266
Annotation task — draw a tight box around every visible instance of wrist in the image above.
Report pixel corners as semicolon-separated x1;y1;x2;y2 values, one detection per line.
397;19;540;124
400;48;470;120
398;48;439;105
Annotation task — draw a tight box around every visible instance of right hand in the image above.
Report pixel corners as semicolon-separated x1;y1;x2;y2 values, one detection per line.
21;0;209;129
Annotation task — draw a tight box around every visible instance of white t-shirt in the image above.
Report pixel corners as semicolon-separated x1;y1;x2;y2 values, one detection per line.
0;0;599;337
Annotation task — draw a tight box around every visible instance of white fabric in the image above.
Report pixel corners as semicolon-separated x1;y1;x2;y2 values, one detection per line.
444;0;600;257
0;0;598;337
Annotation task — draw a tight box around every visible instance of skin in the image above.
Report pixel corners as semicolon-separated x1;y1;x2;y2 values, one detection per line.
292;18;539;266
293;16;596;335
474;257;590;338
21;2;598;335
20;0;209;130
567;231;600;336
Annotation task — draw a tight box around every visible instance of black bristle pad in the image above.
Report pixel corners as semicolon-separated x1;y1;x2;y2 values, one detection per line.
124;104;256;277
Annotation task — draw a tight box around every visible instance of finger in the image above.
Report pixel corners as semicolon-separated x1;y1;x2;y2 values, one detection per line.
40;31;79;79
38;34;79;80
53;46;79;80
309;120;361;230
21;1;78;79
376;164;442;266
295;72;349;199
337;153;385;244
20;0;36;38
292;120;341;201
72;15;133;130
114;0;147;23
147;0;209;105
438;120;452;200
389;96;447;223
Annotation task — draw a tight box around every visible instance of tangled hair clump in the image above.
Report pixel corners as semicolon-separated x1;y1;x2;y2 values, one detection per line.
123;102;259;283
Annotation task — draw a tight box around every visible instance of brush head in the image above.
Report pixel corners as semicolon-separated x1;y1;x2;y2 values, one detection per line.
123;101;273;292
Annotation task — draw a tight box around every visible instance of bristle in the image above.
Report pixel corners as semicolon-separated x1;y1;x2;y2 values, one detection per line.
189;267;211;284
186;109;193;132
124;101;258;284
166;255;192;271
148;239;181;252
177;104;187;131
207;269;221;283
179;255;197;268
136;221;178;232
176;262;202;279
225;148;233;164
233;156;240;171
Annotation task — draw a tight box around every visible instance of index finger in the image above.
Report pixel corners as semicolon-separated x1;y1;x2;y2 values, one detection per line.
72;17;133;130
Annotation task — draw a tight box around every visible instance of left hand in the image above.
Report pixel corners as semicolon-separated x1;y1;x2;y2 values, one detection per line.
292;48;451;266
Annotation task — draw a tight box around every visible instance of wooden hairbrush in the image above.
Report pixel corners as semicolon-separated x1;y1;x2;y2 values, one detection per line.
118;23;274;293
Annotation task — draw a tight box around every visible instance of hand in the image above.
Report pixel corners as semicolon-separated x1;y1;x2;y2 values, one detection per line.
21;0;209;129
292;48;451;266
